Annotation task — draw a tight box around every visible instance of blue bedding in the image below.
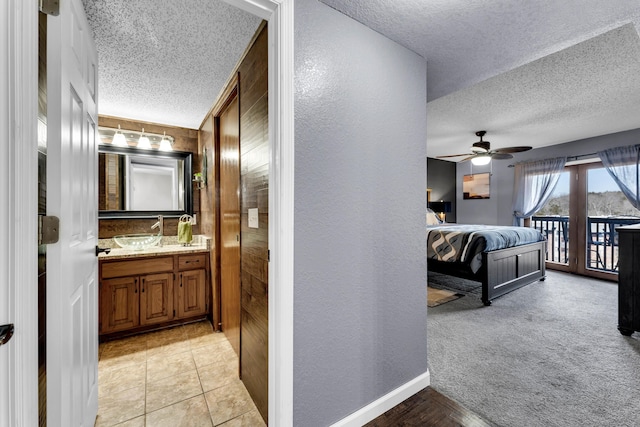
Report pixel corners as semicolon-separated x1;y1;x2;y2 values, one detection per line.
427;224;545;273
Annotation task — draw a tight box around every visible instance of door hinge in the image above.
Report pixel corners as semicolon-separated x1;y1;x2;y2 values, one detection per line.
173;309;176;317
39;0;60;16
38;215;60;245
268;249;270;262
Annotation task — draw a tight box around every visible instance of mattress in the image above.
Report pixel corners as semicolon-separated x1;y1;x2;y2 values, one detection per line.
427;224;545;273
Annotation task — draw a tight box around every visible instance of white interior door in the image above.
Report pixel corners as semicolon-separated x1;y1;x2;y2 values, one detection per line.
1;1;39;425
47;0;99;425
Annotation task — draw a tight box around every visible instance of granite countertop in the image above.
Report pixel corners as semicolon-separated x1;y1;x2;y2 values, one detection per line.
98;235;211;260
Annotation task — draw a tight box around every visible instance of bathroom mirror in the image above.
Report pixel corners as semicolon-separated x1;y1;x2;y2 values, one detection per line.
98;145;193;218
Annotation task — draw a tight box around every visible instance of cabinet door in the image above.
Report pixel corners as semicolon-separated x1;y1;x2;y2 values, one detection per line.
177;269;207;318
140;273;174;326
101;276;139;333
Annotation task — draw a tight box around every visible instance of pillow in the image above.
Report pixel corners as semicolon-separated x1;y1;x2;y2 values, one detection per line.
426;208;442;225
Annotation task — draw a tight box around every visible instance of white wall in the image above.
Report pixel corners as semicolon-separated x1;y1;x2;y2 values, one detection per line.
294;0;428;424
456;128;640;225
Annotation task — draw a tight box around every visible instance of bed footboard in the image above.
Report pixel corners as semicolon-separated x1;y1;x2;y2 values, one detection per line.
481;240;546;305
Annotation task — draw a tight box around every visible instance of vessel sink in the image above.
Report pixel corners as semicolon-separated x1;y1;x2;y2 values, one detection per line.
113;233;162;250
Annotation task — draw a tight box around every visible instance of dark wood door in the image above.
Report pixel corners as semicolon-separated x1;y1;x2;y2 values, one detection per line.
219;93;241;356
100;276;139;333
139;273;173;326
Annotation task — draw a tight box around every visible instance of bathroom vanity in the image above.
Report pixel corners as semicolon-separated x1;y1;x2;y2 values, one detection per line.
98;241;210;341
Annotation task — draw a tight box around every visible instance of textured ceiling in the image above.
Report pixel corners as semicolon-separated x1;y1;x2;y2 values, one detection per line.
84;0;640;155
82;0;261;129
320;0;640;160
320;0;640;101
427;24;640;159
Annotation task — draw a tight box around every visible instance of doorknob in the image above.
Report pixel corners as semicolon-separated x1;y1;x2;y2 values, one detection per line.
0;324;14;346
96;246;111;256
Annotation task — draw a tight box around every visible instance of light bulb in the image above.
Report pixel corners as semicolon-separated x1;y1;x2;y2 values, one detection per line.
112;125;127;146
471;155;491;166
138;128;151;149
159;132;173;151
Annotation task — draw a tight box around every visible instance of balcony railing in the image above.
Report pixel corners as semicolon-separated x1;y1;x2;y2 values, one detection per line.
531;215;640;273
532;215;569;264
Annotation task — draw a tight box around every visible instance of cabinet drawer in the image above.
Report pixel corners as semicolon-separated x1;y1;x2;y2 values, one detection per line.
102;256;174;279
178;254;207;270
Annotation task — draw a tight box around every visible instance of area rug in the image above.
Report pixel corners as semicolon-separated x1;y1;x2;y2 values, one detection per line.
428;271;482;296
427;287;464;307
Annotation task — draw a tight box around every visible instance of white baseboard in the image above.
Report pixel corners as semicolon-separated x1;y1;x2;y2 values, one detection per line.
330;370;431;427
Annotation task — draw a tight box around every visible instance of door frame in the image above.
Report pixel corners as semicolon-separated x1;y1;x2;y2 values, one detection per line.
544;161;618;282
8;0;294;425
224;1;295;424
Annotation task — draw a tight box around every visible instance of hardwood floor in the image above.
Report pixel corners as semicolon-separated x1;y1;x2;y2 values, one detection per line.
366;387;496;427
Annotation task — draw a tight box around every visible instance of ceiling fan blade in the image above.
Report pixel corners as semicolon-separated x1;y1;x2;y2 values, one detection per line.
436;153;474;158
470;146;489;154
494;146;532;154
490;153;513;160
459;155;476;162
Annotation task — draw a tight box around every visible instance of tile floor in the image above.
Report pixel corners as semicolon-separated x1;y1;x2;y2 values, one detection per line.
95;321;266;427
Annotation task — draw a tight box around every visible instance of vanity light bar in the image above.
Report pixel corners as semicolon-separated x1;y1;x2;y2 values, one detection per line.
98;126;175;150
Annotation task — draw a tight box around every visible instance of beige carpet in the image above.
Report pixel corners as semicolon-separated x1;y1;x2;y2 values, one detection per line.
428;270;640;427
427;286;463;307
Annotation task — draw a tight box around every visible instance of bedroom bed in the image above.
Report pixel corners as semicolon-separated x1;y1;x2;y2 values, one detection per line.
426;220;546;306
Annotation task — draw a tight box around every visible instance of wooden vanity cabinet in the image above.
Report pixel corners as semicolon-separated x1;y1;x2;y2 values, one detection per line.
99;253;209;338
177;255;207;318
100;276;139;333
140;272;174;326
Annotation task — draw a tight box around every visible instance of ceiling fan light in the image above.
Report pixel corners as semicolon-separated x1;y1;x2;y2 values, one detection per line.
471;155;491;166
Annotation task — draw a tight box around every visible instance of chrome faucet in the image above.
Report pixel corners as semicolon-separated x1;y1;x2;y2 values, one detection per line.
151;215;163;245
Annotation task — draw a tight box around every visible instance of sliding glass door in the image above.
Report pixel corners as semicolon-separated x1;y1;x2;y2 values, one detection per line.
533;162;640;280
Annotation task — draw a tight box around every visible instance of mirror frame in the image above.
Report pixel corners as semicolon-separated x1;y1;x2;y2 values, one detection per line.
98;144;194;219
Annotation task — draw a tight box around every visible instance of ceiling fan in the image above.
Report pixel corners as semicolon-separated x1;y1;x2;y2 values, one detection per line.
437;131;532;165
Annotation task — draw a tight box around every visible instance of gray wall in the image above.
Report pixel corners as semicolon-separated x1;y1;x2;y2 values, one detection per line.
427;157;457;223
456;128;640;225
294;0;429;424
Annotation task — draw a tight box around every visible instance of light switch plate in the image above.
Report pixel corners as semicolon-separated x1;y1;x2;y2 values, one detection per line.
248;208;259;228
